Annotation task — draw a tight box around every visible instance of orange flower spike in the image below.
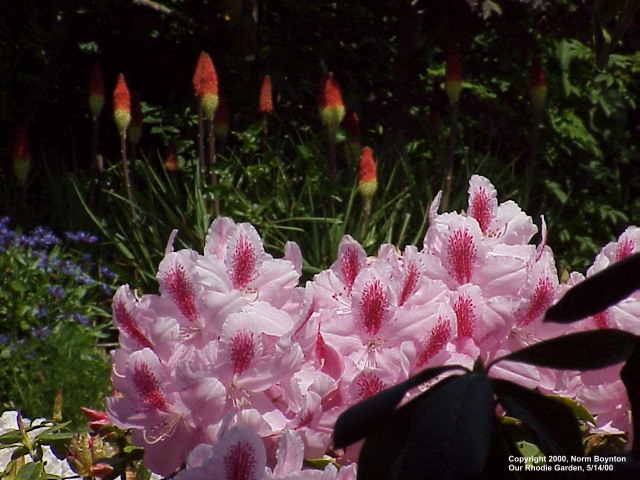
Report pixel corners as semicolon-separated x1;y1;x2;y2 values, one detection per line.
529;57;548;115
319;72;345;132
357;146;378;200
88;60;104;122
128;92;143;146
113;73;131;136
444;46;463;103
193;52;219;120
214;90;230;140
12;125;31;186
259;74;273;114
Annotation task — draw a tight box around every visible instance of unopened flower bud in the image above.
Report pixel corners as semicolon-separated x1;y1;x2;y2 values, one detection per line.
80;407;111;433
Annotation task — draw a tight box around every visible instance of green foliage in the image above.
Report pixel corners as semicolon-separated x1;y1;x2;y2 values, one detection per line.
0;416;75;480
0;221;115;425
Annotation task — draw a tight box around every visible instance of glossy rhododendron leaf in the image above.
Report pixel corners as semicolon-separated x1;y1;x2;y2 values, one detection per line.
493;329;637;371
332;365;462;449
395;372;494;479
621;340;640;459
544;252;640;323
356;394;422;480
493;379;583;460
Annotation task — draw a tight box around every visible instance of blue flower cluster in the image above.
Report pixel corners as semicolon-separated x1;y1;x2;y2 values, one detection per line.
0;217;117;338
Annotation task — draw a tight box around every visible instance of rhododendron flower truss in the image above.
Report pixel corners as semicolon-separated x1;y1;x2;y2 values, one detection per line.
106;177;640;478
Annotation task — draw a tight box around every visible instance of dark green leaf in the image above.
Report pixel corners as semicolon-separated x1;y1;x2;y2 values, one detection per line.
494;380;584;460
0;430;22;445
544;252;640;323
332;364;463;449
492;329;637;370
15;462;44;480
621;340;640;459
485;417;526;479
394;373;494;479
356;394;423;480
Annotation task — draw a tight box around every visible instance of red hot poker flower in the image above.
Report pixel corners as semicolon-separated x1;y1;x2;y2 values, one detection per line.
319;72;345;132
164;142;180;172
259;74;273;114
444;46;463;103
13;125;31;186
113;73;131;136
358;146;378;200
529;57;548;114
88;60;105;121
193;52;219;120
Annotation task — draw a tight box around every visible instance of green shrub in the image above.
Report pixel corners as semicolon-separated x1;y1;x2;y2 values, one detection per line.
0;218;116;426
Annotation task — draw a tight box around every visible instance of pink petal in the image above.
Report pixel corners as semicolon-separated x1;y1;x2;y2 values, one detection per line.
467;175;497;235
444;224;480;285
208;427;266;480
158;250;201;324
332;236;366;293
204;217;237;258
272;430;305;476
225;224;266;290
352;269;394;337
112;285;154;350
428;190;442;223
284;241;303;276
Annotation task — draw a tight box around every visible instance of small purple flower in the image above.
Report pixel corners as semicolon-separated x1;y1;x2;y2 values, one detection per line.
47;285;66;299
30;326;51;339
100;283;114;295
75;272;94;285
99;265;117;280
64;231;99;244
73;313;90;325
25;226;61;247
34;305;48;319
